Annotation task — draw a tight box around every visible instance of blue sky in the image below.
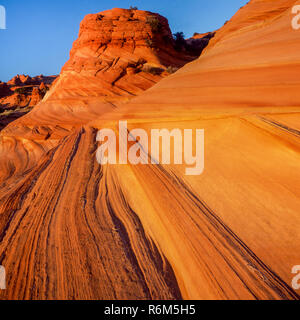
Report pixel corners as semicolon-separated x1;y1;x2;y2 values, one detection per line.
0;0;248;82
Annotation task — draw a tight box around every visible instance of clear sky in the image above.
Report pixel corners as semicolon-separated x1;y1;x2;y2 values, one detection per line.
0;0;248;82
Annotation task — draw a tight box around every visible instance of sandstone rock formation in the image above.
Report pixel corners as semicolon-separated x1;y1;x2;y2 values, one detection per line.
3;9;198;127
0;75;57;131
6;74;56;87
0;74;57;110
39;82;46;91
0;2;300;300
42;8;196;114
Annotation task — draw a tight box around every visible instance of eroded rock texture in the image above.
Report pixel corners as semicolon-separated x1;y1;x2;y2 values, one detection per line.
0;3;300;300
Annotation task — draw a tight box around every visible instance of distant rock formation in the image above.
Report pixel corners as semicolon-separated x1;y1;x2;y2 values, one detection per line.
186;31;216;56
0;74;57;131
0;74;57;110
7;74;56;87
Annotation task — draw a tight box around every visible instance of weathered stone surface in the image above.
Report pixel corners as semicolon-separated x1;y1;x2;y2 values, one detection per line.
1;2;300;301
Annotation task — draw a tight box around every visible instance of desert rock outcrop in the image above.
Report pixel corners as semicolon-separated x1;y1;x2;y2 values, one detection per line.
43;8;196;111
0;2;300;300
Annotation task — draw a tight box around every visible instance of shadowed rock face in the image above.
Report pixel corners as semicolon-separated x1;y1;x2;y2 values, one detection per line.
1;2;300;300
186;32;216;56
0;82;12;98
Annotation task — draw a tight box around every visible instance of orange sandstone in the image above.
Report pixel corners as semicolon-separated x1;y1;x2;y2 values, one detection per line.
0;3;300;300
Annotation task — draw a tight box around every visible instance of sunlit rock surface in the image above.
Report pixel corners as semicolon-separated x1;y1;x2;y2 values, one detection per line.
0;2;300;300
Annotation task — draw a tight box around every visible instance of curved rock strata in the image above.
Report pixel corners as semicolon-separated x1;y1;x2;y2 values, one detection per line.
1;2;300;300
